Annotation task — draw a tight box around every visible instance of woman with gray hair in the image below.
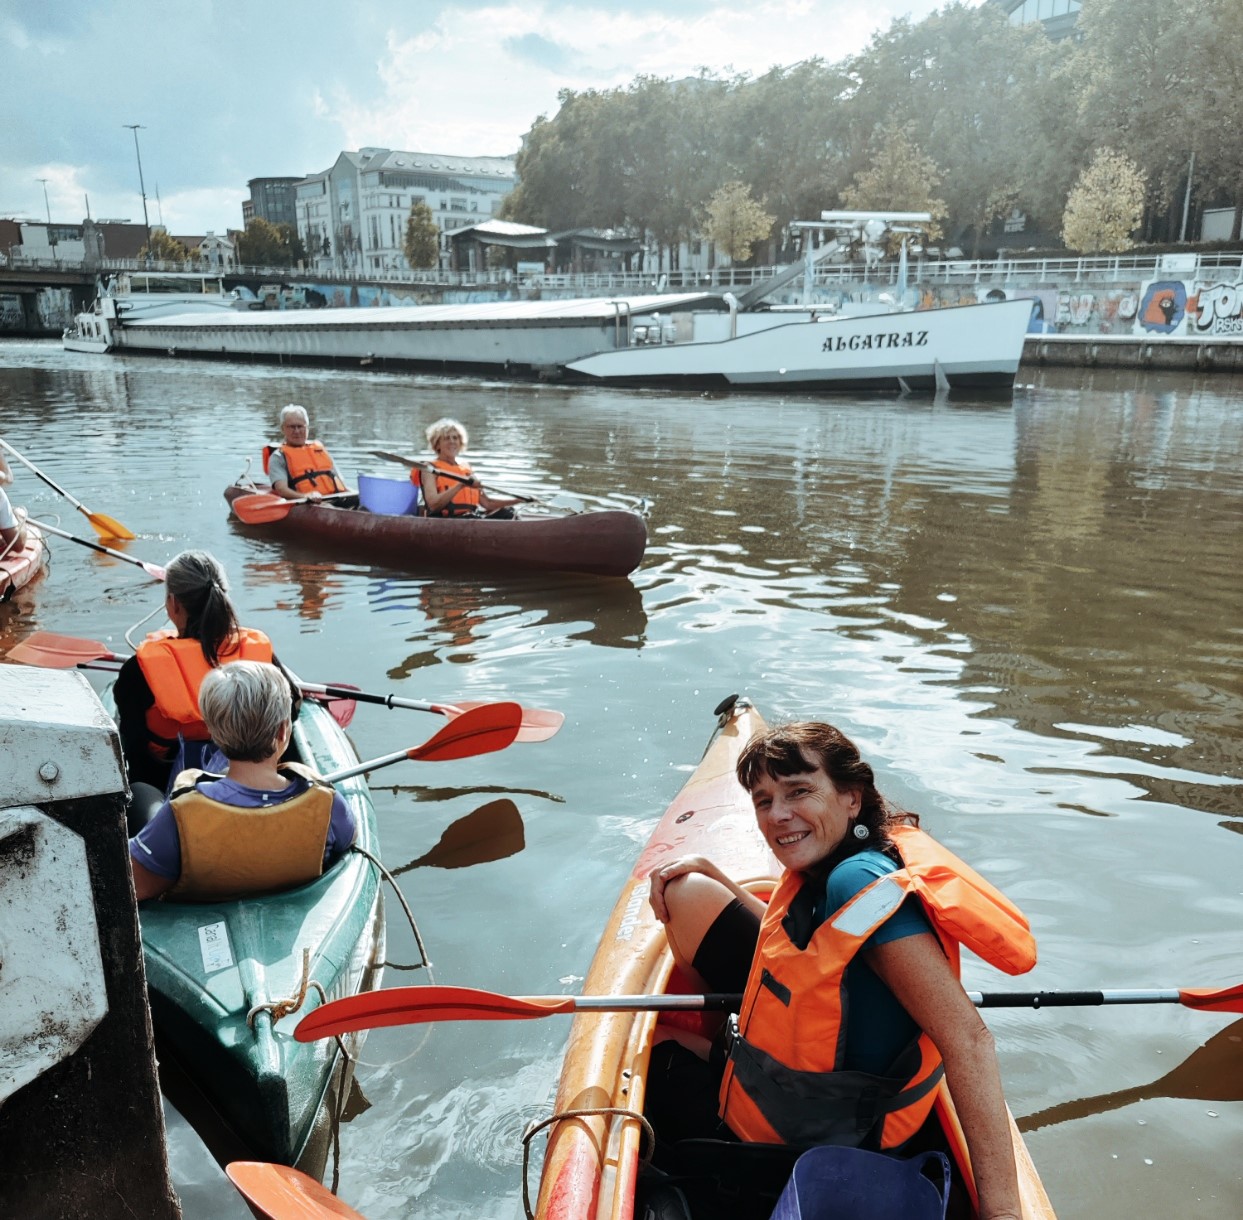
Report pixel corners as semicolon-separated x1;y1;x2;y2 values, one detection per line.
267;403;351;502
418;416;520;518
127;660;356;902
113;550;300;799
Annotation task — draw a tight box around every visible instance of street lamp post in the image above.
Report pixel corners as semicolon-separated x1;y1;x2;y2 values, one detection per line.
124;123;151;256
36;177;57;261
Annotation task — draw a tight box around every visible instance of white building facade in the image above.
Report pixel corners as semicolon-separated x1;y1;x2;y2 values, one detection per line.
295;147;517;274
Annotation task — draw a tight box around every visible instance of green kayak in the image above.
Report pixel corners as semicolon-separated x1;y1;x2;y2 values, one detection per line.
137;697;385;1169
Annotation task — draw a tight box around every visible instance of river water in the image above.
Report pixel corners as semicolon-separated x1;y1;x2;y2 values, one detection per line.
1;342;1240;1219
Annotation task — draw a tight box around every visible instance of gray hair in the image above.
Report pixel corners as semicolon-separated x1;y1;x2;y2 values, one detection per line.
425;416;469;451
280;403;309;426
198;660;292;762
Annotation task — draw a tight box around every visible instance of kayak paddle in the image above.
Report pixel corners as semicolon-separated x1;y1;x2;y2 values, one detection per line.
6;631;127;668
231;490;356;524
396;799;526;872
0;437;136;540
28;519;166;581
320;702;522;783
295;980;1243;1041
298;680;564;743
369;449;537;503
225;1162;366;1220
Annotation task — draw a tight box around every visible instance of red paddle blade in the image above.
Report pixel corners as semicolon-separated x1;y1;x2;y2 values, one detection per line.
295;986;574;1041
6;631;119;668
1180;984;1243;1013
225;1162;366;1219
407;701;522;761
231;493;295;524
449;700;564;743
305;682;359;729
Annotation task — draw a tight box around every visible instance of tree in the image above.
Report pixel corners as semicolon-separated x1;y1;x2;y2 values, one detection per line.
403;201;440;269
137;229;189;263
276;222;305;265
236;217;293;267
841;123;947;247
1061;149;1147;252
702;181;774;263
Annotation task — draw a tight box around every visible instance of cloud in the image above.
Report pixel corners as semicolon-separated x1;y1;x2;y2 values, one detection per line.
1;0;954;233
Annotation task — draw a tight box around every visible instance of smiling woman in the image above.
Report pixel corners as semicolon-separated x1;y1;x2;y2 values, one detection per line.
647;721;1038;1220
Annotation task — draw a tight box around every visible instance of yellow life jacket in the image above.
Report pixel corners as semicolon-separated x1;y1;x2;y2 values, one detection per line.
718;825;1036;1149
422;458;481;517
164;762;335;902
135;628;273;751
275;441;346;495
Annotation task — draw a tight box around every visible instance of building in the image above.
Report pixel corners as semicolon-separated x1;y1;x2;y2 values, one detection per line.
990;0;1081;40
243;177;302;229
294;147;517;274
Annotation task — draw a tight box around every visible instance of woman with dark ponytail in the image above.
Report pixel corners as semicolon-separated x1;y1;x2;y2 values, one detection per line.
114;551;299;805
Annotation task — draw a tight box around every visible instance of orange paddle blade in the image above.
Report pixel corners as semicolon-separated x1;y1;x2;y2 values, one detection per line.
6;631;120;668
449;700;564;743
82;508;136;541
225;1162;366;1219
407;701;522;761
295;986;576;1041
231;493;297;524
1179;984;1243;1013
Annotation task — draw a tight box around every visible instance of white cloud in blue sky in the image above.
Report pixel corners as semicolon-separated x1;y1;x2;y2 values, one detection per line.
0;0;963;235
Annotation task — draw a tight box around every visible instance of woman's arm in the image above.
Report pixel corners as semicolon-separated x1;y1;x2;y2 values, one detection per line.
131;858;174;901
867;934;1023;1220
421;466;475;514
648;854;766;924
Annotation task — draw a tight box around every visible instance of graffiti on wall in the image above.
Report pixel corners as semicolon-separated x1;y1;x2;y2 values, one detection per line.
1188;281;1243;336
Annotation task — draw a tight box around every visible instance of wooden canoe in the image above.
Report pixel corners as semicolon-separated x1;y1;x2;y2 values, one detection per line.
0;524;46;601
534;695;1055;1220
223;484;647;578
137;696;385;1172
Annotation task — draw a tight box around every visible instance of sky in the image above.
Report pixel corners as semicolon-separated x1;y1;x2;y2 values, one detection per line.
1;0;970;237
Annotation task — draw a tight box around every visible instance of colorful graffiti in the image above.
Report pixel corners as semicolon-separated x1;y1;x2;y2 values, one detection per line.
1137;281;1188;333
1188;281;1243;336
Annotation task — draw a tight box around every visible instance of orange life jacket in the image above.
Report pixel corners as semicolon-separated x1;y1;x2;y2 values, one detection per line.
268;441;346;495
418;458;481;517
718;825;1036;1149
165;762;334;901
135;628;274;751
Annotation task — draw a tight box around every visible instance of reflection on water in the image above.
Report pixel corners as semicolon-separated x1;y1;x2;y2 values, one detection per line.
2;342;1242;1218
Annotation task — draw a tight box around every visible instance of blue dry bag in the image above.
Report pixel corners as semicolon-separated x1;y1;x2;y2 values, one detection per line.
768;1145;951;1220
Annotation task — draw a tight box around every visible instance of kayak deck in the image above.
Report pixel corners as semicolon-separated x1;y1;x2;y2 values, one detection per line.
138;697;385;1171
535;696;1055;1220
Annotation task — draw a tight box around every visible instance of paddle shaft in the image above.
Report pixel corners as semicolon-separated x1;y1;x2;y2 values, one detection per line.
371;450;536;503
1;437;82;507
300;681;445;715
28;519;165;578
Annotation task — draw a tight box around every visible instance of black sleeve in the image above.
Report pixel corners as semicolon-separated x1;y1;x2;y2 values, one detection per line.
112;657;170;790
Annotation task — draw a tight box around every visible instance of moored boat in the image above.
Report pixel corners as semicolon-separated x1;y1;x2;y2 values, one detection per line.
1;523;47;601
137;696;385;1170
223;483;647;578
534;695;1055;1220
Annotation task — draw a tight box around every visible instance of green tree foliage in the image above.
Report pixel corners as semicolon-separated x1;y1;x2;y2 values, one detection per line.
1061;149;1147;252
137;229;189;263
702;182;774;263
403;201;440;268
841;124;947;246
236;217;296;267
276;222;305;265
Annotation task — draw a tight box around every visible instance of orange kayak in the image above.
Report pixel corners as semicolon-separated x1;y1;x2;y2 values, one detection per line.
0;524;46;602
534;695;1055;1220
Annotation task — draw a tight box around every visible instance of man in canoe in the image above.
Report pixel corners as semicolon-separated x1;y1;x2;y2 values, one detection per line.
267;404;353;502
113;550;301;800
0;449;29;553
128;660;356;902
648;722;1035;1220
418;417;521;518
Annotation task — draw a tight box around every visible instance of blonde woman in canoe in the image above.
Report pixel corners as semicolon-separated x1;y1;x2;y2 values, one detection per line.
648;721;1036;1220
417;417;520;519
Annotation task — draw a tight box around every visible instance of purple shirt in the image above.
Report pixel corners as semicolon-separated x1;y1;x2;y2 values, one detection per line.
129;771;356;881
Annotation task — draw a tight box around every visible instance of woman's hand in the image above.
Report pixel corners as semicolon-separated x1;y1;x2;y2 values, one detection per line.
648;854;731;923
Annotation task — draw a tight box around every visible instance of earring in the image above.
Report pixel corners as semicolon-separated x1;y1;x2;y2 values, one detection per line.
852;823;870;841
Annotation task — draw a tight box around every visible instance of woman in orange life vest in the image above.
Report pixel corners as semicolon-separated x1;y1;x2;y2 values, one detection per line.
128;660;356;902
646;722;1035;1220
417;417;521;519
267;403;353;502
113;550;301;805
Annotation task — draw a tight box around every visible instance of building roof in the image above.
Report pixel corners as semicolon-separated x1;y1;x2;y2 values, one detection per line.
446;219;555;250
356;147;515;178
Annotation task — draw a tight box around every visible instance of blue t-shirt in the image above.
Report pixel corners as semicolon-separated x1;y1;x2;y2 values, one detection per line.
815;849;932;1075
129;770;356;882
